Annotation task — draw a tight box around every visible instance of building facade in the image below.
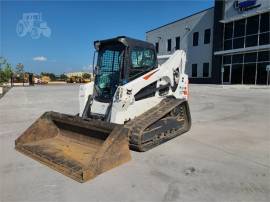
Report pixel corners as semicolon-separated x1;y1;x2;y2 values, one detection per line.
213;0;270;85
146;8;214;83
146;0;270;84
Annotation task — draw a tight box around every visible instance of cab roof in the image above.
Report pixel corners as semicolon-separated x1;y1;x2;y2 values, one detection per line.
94;36;155;50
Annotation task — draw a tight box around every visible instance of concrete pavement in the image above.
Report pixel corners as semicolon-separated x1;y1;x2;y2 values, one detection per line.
0;84;269;202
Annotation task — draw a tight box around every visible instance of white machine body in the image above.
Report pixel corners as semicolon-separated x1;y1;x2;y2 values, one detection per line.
79;50;189;124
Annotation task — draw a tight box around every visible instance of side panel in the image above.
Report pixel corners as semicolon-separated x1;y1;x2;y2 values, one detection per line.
110;96;163;124
90;100;110;116
79;82;94;116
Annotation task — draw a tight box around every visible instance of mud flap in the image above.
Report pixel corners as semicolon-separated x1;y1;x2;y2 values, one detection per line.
15;111;131;183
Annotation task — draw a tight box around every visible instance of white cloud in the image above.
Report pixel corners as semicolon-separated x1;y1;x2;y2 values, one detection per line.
33;56;47;62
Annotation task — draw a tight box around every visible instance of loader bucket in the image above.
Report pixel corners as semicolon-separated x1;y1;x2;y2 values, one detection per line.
15;111;131;183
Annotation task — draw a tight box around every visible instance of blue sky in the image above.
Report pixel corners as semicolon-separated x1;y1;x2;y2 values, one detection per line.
1;0;213;74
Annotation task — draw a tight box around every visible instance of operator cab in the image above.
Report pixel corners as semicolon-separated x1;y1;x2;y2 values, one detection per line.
93;36;157;103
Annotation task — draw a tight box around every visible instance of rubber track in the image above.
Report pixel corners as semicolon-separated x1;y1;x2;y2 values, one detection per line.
125;97;191;151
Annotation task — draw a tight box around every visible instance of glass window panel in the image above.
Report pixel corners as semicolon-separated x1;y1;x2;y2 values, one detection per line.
223;65;230;82
231;64;243;84
99;49;122;71
223;55;231;64
193;32;199;46
246;15;259;35
224;22;233;39
95;46;124;100
244;52;257;63
224;39;232;50
167;39;171;51
233;37;244;49
131;48;156;69
260;12;270;33
203;63;209;77
204;29;211;44
234;19;245;37
245;34;258;47
232;54;243;64
256;62;270;85
259;32;270;45
258;51;270;62
175;37;180;50
129;48;156;81
155;42;159;53
243;63;256;84
192;64;197;77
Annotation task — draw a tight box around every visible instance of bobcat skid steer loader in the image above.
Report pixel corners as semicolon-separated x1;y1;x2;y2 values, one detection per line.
15;36;191;182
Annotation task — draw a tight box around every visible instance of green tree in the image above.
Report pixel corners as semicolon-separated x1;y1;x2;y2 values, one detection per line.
15;63;24;82
60;74;67;80
16;63;24;75
0;57;7;84
82;73;91;80
0;63;13;83
0;69;4;84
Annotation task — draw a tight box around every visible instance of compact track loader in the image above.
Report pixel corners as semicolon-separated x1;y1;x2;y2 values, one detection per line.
15;36;191;182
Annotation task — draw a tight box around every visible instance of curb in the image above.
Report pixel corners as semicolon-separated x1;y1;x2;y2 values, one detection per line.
0;86;11;99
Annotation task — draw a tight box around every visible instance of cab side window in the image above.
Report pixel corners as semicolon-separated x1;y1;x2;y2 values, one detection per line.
131;48;156;69
129;48;156;80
